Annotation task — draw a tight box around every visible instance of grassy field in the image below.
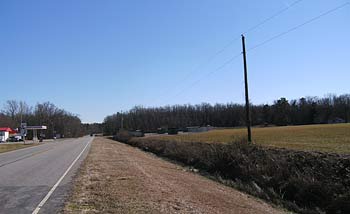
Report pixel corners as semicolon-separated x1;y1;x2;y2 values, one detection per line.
146;123;350;153
0;144;36;154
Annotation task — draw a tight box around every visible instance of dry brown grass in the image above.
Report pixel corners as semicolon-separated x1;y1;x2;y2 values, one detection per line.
147;123;350;153
64;137;161;213
0;143;36;154
64;137;284;214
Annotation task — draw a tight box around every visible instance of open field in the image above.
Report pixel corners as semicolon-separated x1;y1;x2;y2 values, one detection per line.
0;143;36;154
147;123;350;153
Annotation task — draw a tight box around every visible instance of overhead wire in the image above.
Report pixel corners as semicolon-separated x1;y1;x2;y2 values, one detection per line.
152;0;305;105
242;0;305;35
161;53;243;105
196;0;306;67
247;1;350;52
165;0;350;104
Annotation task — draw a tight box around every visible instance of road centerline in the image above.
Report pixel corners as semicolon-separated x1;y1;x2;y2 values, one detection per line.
0;148;54;168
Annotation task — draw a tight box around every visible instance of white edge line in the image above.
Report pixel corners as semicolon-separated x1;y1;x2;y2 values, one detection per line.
32;136;94;214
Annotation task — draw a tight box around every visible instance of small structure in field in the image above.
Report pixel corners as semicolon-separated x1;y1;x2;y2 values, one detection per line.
328;118;346;124
128;130;145;137
187;125;214;133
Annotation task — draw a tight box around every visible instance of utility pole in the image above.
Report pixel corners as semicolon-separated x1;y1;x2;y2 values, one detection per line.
121;111;124;130
241;34;252;143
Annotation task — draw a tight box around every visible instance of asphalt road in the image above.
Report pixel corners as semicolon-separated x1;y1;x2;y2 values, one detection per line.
0;136;93;214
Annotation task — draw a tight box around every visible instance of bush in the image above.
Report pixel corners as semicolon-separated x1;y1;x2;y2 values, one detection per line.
113;130;133;142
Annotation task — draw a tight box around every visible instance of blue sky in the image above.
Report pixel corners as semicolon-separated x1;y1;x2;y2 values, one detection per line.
0;0;349;123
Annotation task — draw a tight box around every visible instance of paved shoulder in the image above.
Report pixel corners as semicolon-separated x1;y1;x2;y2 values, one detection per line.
64;137;284;214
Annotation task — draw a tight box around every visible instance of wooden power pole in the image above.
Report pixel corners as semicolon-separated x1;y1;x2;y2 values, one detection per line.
241;35;252;143
121;111;124;130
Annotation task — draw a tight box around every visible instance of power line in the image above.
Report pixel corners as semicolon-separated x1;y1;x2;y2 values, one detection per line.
248;2;350;52
152;0;305;105
156;1;349;106
242;0;304;35
152;1;349;109
160;53;242;105
200;0;305;63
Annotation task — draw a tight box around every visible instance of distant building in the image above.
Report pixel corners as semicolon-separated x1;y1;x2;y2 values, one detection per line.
187;125;214;133
128;130;145;137
0;127;17;142
328;118;346;124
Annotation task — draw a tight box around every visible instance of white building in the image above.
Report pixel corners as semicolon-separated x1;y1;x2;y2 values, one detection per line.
187;125;214;133
0;127;16;142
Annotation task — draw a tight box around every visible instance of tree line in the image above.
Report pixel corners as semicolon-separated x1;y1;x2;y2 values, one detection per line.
0;100;98;138
103;94;350;135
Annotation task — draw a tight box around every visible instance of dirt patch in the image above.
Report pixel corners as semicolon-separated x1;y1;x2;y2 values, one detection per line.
63;137;284;214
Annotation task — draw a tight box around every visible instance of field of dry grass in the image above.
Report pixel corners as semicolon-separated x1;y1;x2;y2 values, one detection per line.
0;143;36;154
146;123;350;153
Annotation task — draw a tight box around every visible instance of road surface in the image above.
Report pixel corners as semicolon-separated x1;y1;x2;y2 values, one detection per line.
0;136;92;214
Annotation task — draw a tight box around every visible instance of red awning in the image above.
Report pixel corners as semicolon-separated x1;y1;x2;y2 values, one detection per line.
0;127;17;134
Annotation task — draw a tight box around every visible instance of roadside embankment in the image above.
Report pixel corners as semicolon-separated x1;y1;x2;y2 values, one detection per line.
124;137;350;214
64;137;284;214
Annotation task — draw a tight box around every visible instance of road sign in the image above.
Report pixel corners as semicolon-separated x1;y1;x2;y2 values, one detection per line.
20;123;27;136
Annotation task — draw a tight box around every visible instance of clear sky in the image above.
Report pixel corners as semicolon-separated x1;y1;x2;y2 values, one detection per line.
0;0;349;123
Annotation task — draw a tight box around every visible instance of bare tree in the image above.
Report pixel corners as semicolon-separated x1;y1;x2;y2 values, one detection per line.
18;101;32;123
3;100;19;120
103;94;350;134
1;100;85;138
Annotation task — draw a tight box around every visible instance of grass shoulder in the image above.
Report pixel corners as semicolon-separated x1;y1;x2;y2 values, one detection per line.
0;143;37;154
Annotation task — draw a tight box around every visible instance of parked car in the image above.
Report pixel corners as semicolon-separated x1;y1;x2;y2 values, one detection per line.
8;136;19;142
